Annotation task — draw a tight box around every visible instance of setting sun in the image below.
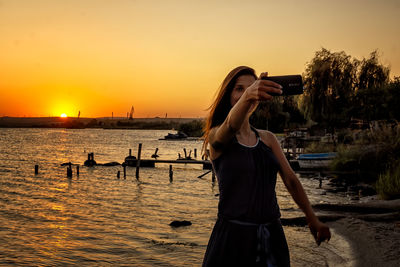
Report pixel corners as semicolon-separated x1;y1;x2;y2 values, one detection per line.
60;113;67;118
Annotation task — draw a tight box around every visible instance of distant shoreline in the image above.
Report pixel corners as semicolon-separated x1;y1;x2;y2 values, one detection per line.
0;116;204;129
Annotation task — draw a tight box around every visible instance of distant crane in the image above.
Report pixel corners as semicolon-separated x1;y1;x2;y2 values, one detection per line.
129;106;134;120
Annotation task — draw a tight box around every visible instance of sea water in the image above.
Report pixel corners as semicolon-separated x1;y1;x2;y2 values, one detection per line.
0;128;355;266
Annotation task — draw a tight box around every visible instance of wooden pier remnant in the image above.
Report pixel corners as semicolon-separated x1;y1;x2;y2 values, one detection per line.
123;165;126;179
76;165;80;177
122;144;212;171
151;148;159;159
67;163;72;178
35;165;39;175
84;153;97;167
124;158;212;169
198;170;212;179
117;170;120;179
169;165;173;182
136;143;142;180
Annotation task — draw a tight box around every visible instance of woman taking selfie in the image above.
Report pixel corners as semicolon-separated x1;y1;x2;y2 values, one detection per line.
202;66;331;266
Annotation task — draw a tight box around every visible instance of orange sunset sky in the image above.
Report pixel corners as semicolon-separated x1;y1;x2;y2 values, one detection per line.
1;0;399;118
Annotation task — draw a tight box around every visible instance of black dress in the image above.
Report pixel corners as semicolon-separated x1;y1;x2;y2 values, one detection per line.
202;127;290;267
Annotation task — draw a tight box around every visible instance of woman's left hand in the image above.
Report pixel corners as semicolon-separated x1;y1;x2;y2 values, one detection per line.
308;219;331;246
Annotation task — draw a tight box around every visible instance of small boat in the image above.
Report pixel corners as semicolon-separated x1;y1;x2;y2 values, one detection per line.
162;131;188;140
297;152;336;169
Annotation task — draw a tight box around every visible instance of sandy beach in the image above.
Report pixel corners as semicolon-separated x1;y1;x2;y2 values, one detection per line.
316;199;400;267
328;217;400;267
278;198;400;266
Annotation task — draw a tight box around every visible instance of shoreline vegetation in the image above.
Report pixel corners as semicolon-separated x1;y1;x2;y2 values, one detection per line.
0;116;203;132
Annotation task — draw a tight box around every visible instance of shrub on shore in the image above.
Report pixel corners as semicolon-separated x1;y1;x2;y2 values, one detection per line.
330;125;400;190
177;120;204;137
304;142;336;153
376;161;400;199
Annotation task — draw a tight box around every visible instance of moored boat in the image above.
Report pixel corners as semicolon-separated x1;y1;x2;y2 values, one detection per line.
297;152;336;169
162;131;188;140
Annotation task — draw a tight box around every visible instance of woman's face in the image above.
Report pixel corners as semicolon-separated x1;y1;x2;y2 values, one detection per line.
230;74;256;107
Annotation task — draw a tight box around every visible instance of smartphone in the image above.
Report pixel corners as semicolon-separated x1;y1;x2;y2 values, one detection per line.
261;75;304;96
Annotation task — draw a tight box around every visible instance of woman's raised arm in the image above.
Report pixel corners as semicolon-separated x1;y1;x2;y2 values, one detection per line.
209;74;282;159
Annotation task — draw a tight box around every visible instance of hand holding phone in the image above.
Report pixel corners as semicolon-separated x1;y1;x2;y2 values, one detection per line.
261;75;304;96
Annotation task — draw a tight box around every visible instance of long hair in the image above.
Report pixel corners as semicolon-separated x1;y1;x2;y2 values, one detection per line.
202;66;257;155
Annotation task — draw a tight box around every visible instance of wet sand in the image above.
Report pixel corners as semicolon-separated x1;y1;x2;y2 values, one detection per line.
328;217;400;267
320;199;400;267
282;198;400;266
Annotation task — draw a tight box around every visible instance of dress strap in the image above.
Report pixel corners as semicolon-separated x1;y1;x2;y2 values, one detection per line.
250;126;260;138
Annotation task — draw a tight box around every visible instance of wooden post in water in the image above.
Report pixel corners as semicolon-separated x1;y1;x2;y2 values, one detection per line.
67;163;72;178
318;172;322;189
76;165;79;177
35;165;39;175
136;143;142;180
123;165;126;179
183;148;187;159
117;170;120;179
194;149;197;158
169;165;173;183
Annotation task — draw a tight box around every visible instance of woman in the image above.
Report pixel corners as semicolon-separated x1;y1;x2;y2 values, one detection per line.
202;66;331;266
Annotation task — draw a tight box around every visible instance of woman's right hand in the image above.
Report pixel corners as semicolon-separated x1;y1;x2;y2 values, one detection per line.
243;72;283;102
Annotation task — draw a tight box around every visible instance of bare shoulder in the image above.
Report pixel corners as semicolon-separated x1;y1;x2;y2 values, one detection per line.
208;126;220;146
254;129;280;148
208;126;223;159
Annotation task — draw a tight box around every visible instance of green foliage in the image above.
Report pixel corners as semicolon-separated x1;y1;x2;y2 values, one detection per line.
116;120;179;129
250;95;305;132
376;161;400;200
351;86;390;121
304;142;336;153
177;120;204;137
357;51;390;90
386;77;400;121
300;48;394;129
301;48;358;129
336;128;354;144
351;52;391;121
331;125;400;183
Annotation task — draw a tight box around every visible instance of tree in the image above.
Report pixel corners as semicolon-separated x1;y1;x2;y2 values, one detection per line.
387;77;400;121
357;51;389;90
250;98;286;131
250;95;305;132
300;48;358;130
351;51;391;121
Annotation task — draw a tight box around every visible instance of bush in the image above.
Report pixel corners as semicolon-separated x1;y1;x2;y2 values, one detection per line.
331;125;400;183
178;120;204;137
304;142;336;153
376;161;400;199
337;128;354;144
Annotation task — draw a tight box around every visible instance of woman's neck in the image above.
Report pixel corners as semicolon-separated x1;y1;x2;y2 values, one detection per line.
235;120;257;146
236;121;252;136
